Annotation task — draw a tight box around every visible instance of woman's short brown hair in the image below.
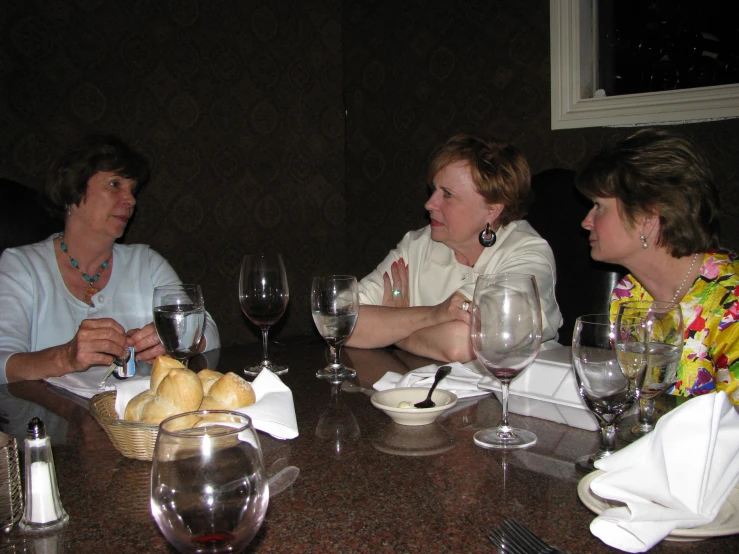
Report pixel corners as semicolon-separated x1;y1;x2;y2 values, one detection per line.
45;134;150;220
428;134;532;227
576;128;720;258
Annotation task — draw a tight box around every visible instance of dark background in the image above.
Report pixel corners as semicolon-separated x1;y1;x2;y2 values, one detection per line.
2;0;738;347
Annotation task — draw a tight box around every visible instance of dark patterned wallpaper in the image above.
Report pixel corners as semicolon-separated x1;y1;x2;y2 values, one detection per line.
2;0;738;346
0;0;345;347
344;0;739;280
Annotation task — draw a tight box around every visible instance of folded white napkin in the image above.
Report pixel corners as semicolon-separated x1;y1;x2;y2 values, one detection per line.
589;391;739;552
373;362;494;399
45;365;129;398
114;370;299;441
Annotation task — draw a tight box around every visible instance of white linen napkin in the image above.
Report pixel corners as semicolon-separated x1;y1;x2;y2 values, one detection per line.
589;391;739;552
373;362;494;399
114;369;299;440
45;365;133;398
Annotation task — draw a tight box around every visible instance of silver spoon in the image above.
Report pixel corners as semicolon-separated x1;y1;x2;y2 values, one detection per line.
414;365;452;408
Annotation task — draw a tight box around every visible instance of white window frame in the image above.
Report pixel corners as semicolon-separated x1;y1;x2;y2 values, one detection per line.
550;0;739;130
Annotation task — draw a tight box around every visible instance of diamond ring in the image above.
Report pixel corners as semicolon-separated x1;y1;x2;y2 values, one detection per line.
392;289;402;297
461;300;470;312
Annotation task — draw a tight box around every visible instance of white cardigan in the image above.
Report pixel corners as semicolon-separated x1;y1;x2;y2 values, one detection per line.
0;235;220;384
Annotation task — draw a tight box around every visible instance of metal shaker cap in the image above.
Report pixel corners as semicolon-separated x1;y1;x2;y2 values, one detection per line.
26;417;46;440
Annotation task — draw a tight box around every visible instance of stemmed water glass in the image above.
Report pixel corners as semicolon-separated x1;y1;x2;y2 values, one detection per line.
239;253;289;376
150;411;269;554
572;314;646;472
153;284;206;367
470;273;543;450
311;275;359;382
617;301;684;439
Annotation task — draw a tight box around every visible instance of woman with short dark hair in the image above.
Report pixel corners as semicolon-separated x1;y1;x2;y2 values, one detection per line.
347;133;562;362
0;134;220;384
577;128;738;403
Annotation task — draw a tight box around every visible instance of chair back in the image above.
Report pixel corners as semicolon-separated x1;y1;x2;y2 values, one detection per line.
0;179;63;255
526;169;625;345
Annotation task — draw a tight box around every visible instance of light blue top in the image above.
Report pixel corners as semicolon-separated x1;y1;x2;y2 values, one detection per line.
0;234;220;384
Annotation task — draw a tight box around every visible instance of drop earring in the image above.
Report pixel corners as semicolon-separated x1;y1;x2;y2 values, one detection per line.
479;222;496;247
640;234;648;249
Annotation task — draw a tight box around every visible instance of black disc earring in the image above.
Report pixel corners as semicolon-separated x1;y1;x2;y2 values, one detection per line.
479;222;496;247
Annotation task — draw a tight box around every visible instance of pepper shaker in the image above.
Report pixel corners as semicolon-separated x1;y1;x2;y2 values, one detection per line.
19;418;68;532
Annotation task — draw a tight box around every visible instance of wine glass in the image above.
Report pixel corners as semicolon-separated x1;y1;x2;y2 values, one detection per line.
572;314;643;472
239;253;289;376
311;275;359;382
150;411;269;554
617;301;684;439
470;273;543;450
153;284;206;367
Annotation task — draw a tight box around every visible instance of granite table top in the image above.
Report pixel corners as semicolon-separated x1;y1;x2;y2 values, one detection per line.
1;338;737;553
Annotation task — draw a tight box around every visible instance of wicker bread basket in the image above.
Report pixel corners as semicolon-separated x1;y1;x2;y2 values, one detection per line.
89;391;158;461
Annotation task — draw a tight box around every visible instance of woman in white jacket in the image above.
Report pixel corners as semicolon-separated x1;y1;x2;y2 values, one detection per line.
347;134;561;362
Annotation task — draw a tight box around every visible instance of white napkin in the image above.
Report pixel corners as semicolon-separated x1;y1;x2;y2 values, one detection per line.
114;370;299;441
45;365;131;398
589;391;739;552
373;362;494;399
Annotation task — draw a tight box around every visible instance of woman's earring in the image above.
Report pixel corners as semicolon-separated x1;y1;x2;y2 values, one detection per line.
479;222;496;247
640;234;649;249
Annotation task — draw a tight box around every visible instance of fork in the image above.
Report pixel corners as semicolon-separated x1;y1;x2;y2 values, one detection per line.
489;519;565;554
488;527;529;554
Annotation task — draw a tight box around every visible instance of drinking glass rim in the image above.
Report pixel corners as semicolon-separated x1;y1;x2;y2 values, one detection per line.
154;284;202;291
158;410;253;437
313;274;356;281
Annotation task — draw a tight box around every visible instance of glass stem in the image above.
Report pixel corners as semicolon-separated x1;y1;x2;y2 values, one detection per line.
261;326;270;364
598;422;617;456
638;397;656;427
330;345;342;367
500;382;511;429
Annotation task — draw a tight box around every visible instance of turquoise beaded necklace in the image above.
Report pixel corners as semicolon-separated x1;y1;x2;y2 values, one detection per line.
59;232;111;305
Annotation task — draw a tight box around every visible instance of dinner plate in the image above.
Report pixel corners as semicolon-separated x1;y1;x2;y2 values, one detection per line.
577;470;739;541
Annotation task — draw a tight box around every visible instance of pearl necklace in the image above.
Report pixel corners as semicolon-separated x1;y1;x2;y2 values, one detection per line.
670;253;699;304
59;233;111;306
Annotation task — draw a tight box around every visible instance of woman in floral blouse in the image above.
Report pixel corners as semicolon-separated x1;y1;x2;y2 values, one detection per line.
576;128;739;405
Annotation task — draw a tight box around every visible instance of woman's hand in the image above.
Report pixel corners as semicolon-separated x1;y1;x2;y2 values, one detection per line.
63;318;129;372
382;258;410;308
432;290;472;326
126;323;166;362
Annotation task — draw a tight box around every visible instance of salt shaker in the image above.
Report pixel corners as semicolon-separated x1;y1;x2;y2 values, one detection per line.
19;418;68;532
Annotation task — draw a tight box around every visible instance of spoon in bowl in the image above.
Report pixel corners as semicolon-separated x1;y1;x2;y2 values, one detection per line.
414;365;452;408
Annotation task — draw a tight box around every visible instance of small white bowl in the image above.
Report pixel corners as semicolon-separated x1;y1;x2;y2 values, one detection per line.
371;387;458;426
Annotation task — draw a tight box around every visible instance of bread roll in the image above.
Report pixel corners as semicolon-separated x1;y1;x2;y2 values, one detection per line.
140;396;180;424
151;355;185;393
124;390;155;421
198;369;224;395
157;368;204;413
198;396;227;411
207;372;256;409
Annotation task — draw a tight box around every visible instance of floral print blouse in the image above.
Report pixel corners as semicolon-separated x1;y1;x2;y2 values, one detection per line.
610;251;739;405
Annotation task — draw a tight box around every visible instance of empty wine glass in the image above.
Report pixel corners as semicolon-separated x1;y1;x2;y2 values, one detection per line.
311;275;359;382
150;411;269;554
470;273;542;450
617;301;684;439
153;284;206;367
239;253;289;376
572;314;644;472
